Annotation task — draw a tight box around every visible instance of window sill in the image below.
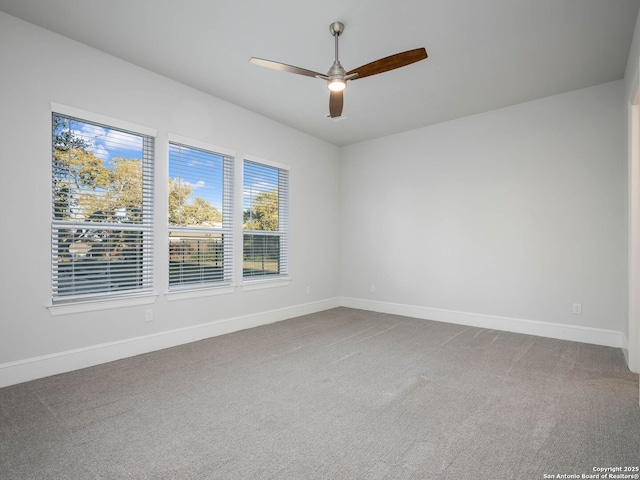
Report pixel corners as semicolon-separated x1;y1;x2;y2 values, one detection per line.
166;285;237;302
48;294;158;316
242;277;291;291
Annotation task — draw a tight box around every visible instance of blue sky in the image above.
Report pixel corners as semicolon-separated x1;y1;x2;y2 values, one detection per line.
169;143;224;209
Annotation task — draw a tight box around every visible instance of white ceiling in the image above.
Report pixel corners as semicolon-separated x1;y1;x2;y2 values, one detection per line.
1;0;639;146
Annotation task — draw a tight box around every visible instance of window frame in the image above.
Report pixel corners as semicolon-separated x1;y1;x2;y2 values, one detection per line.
49;103;157;310
242;155;290;284
167;134;235;292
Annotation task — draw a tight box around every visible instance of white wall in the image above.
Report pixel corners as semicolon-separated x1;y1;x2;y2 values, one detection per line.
340;81;628;343
0;12;340;383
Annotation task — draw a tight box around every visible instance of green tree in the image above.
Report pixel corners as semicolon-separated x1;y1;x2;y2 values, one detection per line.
168;178;192;225
182;197;222;226
54;151;145;223
107;158;142;213
53;148;111;220
244;191;279;231
168;178;222;226
53;117;99;220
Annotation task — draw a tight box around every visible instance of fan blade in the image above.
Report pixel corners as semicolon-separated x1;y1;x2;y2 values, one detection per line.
329;90;343;118
249;57;324;78
347;48;428;80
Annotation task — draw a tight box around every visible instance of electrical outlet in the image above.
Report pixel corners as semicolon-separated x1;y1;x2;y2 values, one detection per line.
305;286;311;294
572;303;582;315
370;284;376;293
145;309;153;322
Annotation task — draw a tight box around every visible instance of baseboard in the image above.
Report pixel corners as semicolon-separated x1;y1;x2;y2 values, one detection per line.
1;296;628;389
339;297;626;349
0;297;340;388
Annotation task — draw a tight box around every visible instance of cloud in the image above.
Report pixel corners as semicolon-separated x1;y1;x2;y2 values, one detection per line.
67;127;109;159
243;181;276;198
81;124;106;138
91;145;110;160
101;129;143;152
173;178;206;190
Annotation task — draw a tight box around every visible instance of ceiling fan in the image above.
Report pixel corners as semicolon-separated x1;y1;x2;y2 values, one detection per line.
249;22;428;118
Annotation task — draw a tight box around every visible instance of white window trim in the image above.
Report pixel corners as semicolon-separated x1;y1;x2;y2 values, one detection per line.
47;294;158;316
51;103;157;138
165;285;237;301
243;153;290;171
241;279;291;291
168;133;235;158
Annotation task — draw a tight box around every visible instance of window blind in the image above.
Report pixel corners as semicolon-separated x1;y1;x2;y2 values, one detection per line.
243;159;289;279
168;142;234;289
51;113;154;303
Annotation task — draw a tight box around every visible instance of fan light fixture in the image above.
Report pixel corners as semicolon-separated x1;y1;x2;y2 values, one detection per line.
328;79;346;91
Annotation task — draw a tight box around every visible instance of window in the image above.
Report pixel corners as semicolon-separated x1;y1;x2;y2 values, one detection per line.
168;139;233;289
243;158;289;280
51;113;154;303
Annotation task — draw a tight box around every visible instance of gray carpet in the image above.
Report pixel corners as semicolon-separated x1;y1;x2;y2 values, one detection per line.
1;307;639;479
